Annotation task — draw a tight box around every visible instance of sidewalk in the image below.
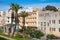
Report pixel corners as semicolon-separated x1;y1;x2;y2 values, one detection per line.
0;35;14;40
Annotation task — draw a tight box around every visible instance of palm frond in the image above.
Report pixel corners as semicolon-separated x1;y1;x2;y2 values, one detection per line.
18;11;29;18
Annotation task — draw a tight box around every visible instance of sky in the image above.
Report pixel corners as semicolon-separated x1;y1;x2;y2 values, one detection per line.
0;0;60;11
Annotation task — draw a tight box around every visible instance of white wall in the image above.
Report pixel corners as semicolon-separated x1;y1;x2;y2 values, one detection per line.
38;11;60;37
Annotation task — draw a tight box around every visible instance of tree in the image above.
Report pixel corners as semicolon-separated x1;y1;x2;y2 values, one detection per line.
45;5;58;12
19;11;29;28
8;3;15;36
9;3;22;36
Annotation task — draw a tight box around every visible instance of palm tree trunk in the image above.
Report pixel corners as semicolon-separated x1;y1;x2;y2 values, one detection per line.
22;17;25;37
12;22;16;36
23;17;25;28
9;18;13;36
9;12;14;36
12;12;19;36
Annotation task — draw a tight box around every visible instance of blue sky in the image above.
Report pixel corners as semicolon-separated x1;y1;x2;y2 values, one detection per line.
0;0;60;11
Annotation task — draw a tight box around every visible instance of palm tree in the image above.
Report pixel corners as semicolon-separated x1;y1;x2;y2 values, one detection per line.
8;3;15;36
19;12;29;37
9;3;22;36
19;11;29;28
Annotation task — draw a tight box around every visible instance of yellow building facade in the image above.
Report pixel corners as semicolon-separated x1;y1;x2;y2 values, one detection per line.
19;8;39;28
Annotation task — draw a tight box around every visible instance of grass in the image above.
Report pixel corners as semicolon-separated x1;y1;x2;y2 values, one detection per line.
12;34;32;40
0;34;32;40
14;37;32;40
0;30;32;40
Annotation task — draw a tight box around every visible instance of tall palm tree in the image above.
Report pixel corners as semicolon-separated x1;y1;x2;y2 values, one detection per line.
8;3;15;36
9;3;22;36
13;4;22;36
19;11;29;28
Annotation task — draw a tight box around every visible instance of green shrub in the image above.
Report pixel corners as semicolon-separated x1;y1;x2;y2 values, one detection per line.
47;34;56;39
24;28;44;38
34;30;44;38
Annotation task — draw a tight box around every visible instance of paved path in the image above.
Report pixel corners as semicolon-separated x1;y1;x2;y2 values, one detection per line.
0;35;15;40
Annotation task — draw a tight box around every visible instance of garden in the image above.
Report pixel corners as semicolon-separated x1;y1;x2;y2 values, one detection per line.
0;27;45;40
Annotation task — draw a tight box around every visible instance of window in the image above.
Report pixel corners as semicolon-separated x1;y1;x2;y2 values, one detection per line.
47;22;49;26
8;21;9;22
41;22;43;26
45;13;49;16
49;20;51;24
0;15;1;17
59;28;60;32
53;28;55;31
50;27;51;31
50;28;55;31
35;17;36;19
52;20;55;24
26;22;28;24
52;28;55;31
59;20;60;24
44;22;46;26
7;17;10;19
54;20;55;23
39;14;44;16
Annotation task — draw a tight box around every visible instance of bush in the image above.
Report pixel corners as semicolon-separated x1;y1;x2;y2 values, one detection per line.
47;34;56;39
24;28;44;38
34;30;44;38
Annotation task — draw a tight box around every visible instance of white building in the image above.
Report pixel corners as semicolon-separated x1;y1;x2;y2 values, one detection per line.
5;10;15;25
3;10;16;34
0;11;6;27
37;10;60;37
5;11;11;24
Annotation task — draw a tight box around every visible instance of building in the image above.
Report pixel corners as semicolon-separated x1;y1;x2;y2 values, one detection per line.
38;10;60;37
0;11;6;27
19;7;60;37
5;11;11;24
5;10;15;25
19;7;39;28
3;10;16;34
